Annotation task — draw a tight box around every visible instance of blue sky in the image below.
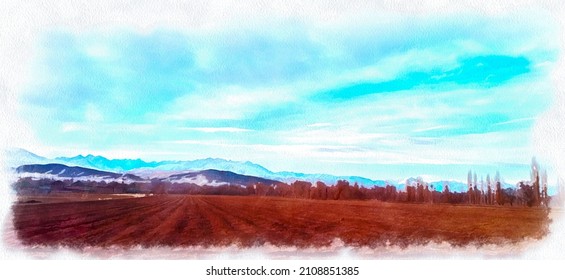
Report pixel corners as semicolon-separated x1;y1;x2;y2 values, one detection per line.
18;12;559;182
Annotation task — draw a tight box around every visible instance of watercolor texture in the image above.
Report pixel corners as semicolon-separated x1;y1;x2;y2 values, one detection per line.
1;1;564;259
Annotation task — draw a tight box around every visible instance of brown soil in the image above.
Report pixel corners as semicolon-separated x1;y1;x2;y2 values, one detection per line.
11;195;550;248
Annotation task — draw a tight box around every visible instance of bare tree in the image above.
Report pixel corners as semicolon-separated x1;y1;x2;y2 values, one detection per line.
541;169;549;207
467;170;473;204
443;184;450;203
531;157;541;207
495;171;503;205
334;180;350;200
480;176;485;204
486;174;492;205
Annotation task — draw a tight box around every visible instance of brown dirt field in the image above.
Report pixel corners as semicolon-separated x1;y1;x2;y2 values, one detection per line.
16;193;146;204
11;195;550;248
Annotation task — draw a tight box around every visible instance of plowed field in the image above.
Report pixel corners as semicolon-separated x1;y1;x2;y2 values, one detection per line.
12;195;550;247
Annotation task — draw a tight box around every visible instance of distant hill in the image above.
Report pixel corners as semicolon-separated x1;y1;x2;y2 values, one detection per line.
165;169;284;187
17;163;120;178
16;163;143;181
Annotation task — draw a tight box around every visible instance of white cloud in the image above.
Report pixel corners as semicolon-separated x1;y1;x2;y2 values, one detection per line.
161;85;295;120
412;125;455;133
181;127;253;133
284;128;391;145
307;122;332;128
59;122;157;134
492;117;536;126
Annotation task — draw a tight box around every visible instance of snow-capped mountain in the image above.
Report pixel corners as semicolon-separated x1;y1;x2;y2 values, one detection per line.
8;148;520;190
53;153;272;177
148;158;273;176
2;148;50;168
54;154;163;171
5;148;386;187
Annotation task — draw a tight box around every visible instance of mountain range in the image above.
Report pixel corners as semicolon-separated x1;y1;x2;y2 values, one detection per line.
15;163;283;188
5;148;508;192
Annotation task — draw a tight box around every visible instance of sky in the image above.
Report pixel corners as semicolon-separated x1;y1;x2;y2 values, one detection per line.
1;1;563;183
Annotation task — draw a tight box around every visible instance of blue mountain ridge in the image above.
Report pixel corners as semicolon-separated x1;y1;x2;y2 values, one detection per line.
6;148;514;191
